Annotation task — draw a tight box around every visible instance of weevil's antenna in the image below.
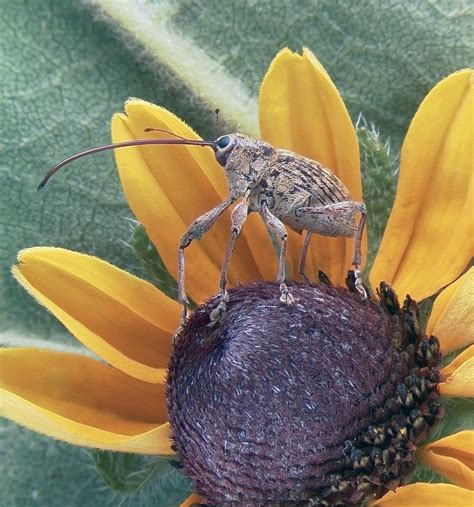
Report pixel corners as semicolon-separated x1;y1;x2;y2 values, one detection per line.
214;109;220;138
143;128;188;141
38;138;216;190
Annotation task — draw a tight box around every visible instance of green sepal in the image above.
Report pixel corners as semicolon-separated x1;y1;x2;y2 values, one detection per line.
131;223;179;299
357;121;396;269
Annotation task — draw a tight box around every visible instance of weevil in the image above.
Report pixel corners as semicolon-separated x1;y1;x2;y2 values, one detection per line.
39;131;367;323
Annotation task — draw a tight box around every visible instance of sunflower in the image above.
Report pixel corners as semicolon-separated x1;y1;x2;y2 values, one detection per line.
1;49;472;506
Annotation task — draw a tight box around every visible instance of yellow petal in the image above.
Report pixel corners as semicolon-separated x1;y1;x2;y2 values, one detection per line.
180;493;203;507
418;431;474;489
0;348;172;455
13;247;178;383
373;483;473;506
370;69;473;300
442;345;474;377
112;100;276;303
440;345;474;397
426;267;474;354
259;47;365;283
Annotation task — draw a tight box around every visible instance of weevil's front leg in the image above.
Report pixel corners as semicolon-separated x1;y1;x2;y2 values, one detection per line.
209;195;250;325
178;196;235;323
295;201;367;299
298;231;313;284
260;202;295;305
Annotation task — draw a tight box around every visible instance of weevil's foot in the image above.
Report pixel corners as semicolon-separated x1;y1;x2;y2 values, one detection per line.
177;316;187;331
354;268;368;300
318;270;333;286
279;283;295;305
209;290;229;326
300;272;313;285
175;297;188;336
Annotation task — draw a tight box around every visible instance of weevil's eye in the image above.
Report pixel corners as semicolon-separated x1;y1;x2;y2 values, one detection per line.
214;134;235;166
216;135;231;149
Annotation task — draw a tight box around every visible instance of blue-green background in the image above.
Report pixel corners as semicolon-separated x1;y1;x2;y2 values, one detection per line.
1;1;472;505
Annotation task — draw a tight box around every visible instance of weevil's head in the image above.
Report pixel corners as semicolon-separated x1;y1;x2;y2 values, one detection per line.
213;134;277;196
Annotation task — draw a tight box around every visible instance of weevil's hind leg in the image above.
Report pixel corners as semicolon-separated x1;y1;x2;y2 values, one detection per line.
295;201;367;299
260;202;295;305
351;203;367;267
178;197;234;324
298;231;313;284
352;202;367;300
209;198;249;325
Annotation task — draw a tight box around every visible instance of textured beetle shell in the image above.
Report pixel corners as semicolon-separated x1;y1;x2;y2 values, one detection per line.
220;134;356;237
251;150;354;236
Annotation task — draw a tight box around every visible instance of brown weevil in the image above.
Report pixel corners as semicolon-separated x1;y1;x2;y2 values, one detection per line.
39;131;367;323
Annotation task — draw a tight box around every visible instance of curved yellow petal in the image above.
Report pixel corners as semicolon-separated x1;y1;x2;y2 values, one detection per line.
13;247;178;383
373;483;473;506
418;431;474;490
426;267;474;354
0;348;172;455
180;493;203;507
112;100;276;303
440;345;474;397
442;345;474;377
259;47;365;283
370;69;473;300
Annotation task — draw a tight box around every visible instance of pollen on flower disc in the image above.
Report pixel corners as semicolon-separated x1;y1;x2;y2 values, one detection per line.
166;282;442;506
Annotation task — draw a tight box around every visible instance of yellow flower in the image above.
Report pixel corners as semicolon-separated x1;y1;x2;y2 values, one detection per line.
1;49;473;506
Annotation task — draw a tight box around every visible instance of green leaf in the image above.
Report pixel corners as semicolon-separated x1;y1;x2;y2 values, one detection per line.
410;463;449;485
432;397;474;441
92;0;473;149
0;421;111;507
92;451;193;506
0;0;216;338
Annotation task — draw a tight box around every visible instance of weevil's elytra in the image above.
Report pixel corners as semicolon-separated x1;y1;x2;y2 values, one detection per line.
40;130;367;323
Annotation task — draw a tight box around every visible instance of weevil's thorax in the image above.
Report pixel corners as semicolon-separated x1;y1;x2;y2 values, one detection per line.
215;134;277;197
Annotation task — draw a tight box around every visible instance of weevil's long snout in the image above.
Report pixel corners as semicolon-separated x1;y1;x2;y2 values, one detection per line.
38;138;216;190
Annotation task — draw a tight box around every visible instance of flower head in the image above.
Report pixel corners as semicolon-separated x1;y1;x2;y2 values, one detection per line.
1;49;473;506
168;281;444;504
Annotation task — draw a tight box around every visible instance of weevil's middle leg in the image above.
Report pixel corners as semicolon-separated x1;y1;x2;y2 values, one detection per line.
209;197;249;325
260;202;295;305
298;231;313;284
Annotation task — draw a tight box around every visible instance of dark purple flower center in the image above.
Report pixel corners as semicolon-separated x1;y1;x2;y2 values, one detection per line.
167;279;442;506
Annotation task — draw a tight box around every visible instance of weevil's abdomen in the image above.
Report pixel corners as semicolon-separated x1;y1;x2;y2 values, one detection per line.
167;281;442;506
252;152;356;236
